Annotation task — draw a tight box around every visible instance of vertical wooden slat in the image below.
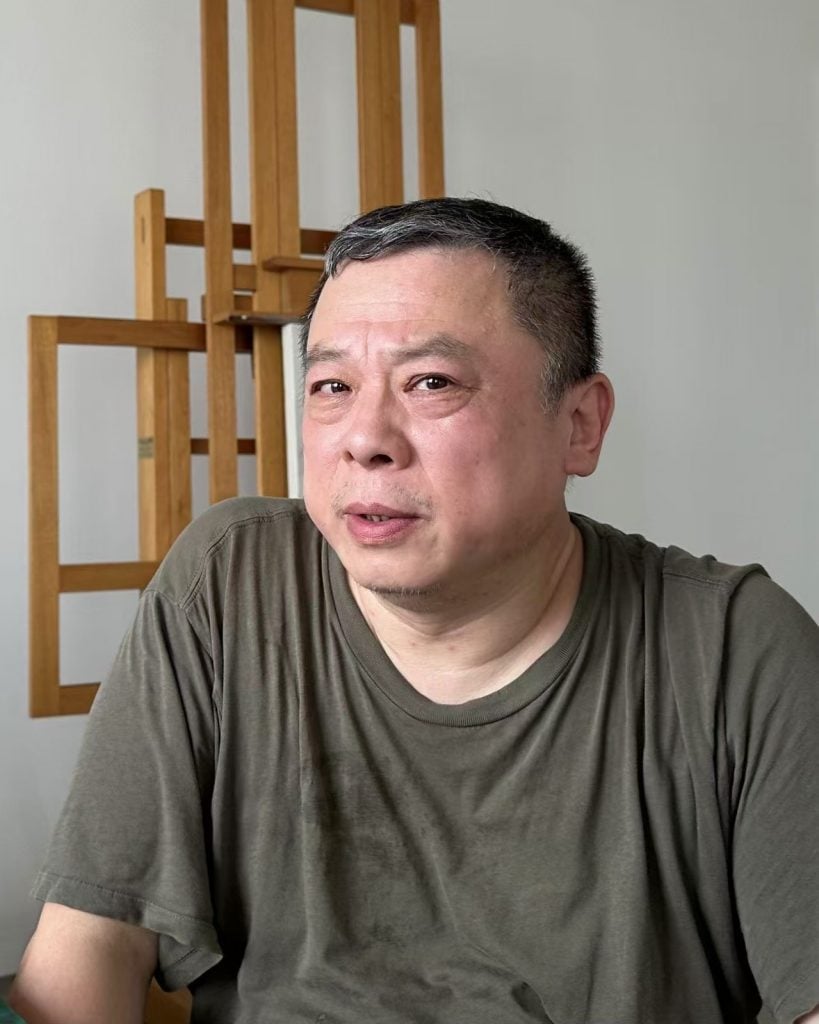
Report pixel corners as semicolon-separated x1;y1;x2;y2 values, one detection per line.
252;327;288;495
247;0;294;496
355;0;403;211
201;0;238;502
271;0;301;257
29;316;60;717
414;0;444;198
165;298;193;539
134;189;171;559
248;0;301;294
248;0;284;314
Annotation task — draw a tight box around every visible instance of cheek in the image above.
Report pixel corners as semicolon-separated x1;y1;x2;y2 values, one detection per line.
301;421;339;470
300;433;334;516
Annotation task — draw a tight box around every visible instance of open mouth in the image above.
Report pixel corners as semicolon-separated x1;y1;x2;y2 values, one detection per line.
343;507;421;542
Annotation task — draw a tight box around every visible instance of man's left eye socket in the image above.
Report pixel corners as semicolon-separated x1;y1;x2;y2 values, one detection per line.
417;376;450;390
311;381;347;394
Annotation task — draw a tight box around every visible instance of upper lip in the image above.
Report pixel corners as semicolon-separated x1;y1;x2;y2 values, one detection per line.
343;503;419;518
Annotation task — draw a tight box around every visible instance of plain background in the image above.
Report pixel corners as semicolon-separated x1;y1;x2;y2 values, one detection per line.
0;4;816;1015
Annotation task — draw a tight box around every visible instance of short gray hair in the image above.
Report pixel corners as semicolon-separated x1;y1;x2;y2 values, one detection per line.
299;197;600;408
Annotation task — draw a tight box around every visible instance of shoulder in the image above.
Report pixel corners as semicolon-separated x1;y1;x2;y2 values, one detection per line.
147;497;321;607
576;512;767;601
659;537;816;662
578;511;818;678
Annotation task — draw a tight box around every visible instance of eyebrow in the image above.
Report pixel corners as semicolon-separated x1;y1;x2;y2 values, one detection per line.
303;334;475;373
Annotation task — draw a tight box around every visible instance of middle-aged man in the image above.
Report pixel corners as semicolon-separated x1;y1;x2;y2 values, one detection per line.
11;199;819;1024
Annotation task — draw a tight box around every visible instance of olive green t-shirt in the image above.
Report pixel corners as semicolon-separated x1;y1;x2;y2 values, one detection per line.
33;498;819;1023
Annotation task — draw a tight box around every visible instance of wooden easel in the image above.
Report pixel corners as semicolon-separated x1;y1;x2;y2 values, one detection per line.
29;1;444;1018
29;0;444;718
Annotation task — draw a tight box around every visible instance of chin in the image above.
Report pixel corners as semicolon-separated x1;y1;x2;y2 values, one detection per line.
365;582;443;599
345;562;446;604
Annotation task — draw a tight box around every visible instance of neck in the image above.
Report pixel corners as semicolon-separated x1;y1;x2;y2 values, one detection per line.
347;515;584;704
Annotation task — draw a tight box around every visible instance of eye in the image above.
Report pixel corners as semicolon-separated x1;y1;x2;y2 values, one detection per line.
413;375;452;391
309;380;349;396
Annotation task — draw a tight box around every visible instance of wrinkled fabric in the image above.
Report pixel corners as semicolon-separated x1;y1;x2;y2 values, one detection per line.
33;498;819;1023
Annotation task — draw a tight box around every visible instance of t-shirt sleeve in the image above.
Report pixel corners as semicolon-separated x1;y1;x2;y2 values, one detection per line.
724;573;819;1024
31;587;223;991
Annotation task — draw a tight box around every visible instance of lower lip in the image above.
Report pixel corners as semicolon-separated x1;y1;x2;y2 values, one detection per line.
345;514;420;543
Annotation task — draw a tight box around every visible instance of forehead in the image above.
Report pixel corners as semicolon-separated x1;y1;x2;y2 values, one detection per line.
306;248;515;351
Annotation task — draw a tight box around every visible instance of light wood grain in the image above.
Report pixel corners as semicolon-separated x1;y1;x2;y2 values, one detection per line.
29;317;60;717
261;255;325;272
59;561;161;593
248;0;296;495
355;0;404;211
166;219;336;256
249;0;284;313
281;268;323;318
297;0;415;24
166;352;193;541
253;326;288;495
57;683;100;717
163;298;192;543
54;316;206;350
191;437;257;455
414;0;445;198
214;308;296;327
201;0;238;502
167;217;252;250
233;263;258;291
135;189;172;560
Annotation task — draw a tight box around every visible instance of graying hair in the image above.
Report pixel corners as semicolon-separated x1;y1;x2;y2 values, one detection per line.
299;197;600;408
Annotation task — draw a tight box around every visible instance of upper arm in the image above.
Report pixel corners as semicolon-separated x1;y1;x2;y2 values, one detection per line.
31;590;222;988
724;574;819;1022
9;902;157;1024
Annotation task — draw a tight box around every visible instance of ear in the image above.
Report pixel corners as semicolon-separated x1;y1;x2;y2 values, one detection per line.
563;374;615;477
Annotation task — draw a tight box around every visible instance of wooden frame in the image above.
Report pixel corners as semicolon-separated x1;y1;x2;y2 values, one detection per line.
30;3;444;1021
29;0;445;715
196;0;445;498
135;189;193;560
29;316;201;717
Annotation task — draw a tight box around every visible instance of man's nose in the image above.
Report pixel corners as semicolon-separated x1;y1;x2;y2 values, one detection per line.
342;387;412;469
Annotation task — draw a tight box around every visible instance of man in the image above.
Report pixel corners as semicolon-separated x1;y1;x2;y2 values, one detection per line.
11;199;819;1023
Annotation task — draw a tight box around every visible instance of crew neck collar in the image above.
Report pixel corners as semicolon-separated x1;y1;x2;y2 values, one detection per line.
324;514;603;727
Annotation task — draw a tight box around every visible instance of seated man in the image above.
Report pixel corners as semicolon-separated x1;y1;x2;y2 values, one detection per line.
11;198;819;1023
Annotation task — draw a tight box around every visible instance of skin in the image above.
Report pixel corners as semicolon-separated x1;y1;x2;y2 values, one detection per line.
13;246;818;1020
302;246;614;703
9;903;156;1022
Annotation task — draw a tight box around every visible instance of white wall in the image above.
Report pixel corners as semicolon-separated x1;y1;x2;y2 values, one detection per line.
1;0;817;977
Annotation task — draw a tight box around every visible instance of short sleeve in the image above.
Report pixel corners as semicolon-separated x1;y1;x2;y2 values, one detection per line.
32;588;223;991
724;573;819;1023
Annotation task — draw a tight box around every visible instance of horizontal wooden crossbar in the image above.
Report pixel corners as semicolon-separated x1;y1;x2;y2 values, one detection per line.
51;316;206;350
297;0;416;24
55;683;100;717
166;218;335;256
31;315;254;353
59;561;160;593
191;438;256;455
232;259;324;288
216;310;296;327
262;256;325;272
